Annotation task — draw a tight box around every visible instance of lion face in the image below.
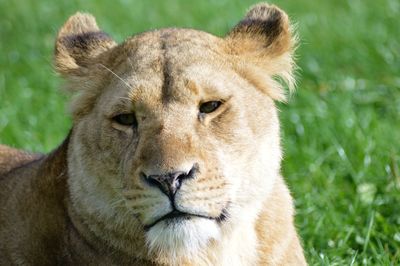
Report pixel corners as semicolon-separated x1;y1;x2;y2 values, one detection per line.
56;5;295;264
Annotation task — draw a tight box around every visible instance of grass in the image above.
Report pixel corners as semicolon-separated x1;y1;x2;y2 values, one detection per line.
0;0;399;264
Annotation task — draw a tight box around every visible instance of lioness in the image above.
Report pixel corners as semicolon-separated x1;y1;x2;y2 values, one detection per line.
0;3;306;265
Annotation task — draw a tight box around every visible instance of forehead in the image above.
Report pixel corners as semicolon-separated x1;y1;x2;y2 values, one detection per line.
105;29;236;103
125;28;225;64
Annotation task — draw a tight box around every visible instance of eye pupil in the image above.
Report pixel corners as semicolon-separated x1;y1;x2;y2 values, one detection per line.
113;113;137;127
199;101;222;114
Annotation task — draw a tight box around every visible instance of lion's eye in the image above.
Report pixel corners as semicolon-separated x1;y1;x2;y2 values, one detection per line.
113;113;137;127
199;101;222;114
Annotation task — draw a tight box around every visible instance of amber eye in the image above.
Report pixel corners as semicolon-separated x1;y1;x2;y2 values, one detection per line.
113;113;137;127
199;101;222;114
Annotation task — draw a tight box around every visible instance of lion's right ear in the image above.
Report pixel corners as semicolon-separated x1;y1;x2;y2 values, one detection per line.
54;12;116;79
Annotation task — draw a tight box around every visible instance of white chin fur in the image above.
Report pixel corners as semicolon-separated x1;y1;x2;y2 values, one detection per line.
146;217;220;263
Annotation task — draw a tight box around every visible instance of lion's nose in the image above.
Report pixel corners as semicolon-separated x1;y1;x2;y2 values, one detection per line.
142;164;198;197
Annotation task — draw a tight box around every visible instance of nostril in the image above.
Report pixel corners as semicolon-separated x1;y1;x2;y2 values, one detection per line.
177;172;187;181
177;163;199;180
141;172;161;188
140;172;147;180
187;163;199;179
148;177;162;188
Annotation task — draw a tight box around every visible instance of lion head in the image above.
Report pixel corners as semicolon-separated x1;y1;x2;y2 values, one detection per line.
55;3;296;265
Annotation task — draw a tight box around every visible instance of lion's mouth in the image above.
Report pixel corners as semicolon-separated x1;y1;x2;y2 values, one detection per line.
144;209;228;231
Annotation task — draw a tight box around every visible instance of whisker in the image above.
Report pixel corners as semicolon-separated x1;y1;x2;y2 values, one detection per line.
110;198;125;208
99;63;133;90
117;96;133;101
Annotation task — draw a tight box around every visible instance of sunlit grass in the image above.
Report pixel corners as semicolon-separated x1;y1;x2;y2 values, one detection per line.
0;0;399;264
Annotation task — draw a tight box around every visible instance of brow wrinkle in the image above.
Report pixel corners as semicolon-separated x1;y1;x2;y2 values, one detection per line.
160;38;173;104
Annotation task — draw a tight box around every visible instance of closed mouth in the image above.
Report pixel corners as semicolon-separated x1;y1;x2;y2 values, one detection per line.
143;208;228;231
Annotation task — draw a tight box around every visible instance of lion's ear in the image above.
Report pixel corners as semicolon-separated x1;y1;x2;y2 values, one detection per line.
54;12;116;78
226;4;297;100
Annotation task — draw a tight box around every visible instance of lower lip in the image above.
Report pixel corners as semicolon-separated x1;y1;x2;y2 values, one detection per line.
144;214;199;230
163;214;191;224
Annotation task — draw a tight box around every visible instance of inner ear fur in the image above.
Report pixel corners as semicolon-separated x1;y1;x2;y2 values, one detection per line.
54;12;117;119
226;3;297;101
54;12;116;78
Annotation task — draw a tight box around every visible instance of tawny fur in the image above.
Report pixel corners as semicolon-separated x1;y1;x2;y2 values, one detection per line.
0;3;306;265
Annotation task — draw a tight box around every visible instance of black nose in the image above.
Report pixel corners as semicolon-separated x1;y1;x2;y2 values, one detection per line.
142;165;198;197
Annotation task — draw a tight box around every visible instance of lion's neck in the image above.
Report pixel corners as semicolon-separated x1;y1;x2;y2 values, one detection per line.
255;176;304;265
64;202;150;265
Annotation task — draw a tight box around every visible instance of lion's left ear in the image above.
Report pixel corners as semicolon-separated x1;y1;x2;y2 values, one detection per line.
54;12;116;79
225;4;297;101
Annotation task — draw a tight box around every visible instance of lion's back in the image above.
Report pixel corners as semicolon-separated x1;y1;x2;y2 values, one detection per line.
0;144;42;176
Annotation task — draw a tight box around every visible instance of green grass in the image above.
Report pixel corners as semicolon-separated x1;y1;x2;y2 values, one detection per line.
0;0;399;264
